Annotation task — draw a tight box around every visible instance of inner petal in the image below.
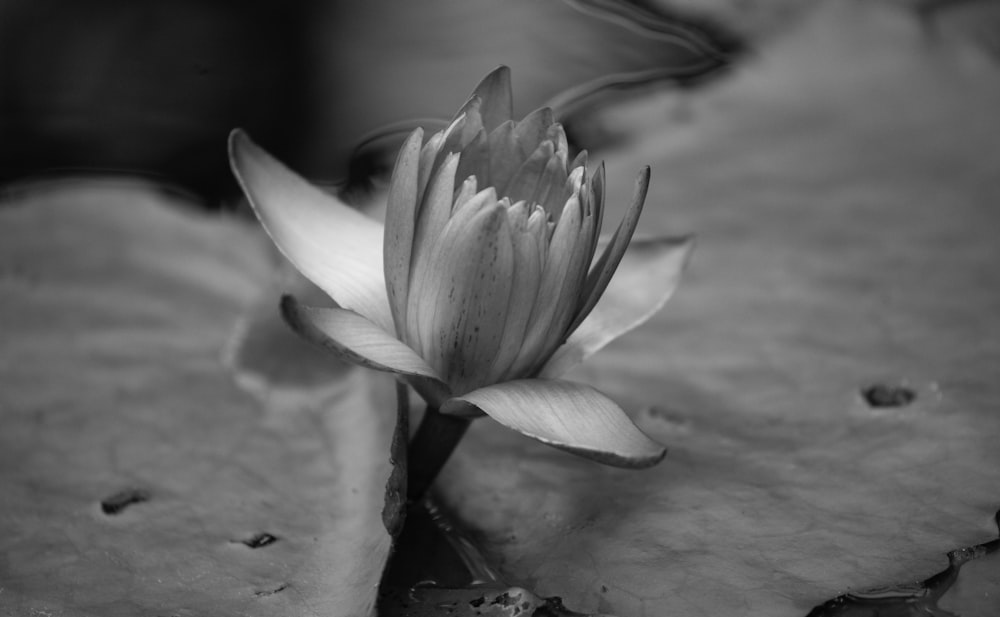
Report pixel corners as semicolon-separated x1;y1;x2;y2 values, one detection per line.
422;203;514;394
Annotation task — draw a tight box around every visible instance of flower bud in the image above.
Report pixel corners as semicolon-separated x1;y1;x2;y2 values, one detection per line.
385;71;604;395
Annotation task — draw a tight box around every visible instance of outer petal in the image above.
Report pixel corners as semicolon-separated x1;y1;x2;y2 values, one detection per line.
383;128;424;334
442;379;666;468
280;295;451;406
585;161;605;248
540;236;694;379
423;106;482;197
347;118;444;187
417;131;446;199
539;192;591;350
568;166;650;334
229;130;394;332
470;65;513;132
410;152;460;282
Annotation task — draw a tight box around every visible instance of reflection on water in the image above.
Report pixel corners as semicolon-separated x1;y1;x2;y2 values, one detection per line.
379;498;611;616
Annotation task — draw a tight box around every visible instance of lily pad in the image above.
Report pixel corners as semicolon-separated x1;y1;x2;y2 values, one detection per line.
0;181;401;616
429;3;1000;616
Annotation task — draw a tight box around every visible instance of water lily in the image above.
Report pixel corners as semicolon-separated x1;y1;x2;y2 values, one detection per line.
229;66;692;471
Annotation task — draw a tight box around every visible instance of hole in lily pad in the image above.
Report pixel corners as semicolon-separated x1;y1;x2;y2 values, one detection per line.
254;583;287;597
861;384;916;408
99;488;151;515
490;590;522;607
237;532;278;548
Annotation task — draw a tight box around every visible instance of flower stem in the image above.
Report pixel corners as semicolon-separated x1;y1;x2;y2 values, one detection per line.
406;405;471;502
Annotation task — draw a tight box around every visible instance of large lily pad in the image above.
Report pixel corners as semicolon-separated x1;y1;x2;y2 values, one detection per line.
0;182;400;616
431;3;1000;616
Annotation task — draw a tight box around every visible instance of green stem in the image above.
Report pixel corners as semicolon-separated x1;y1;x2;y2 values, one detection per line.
406;405;471;502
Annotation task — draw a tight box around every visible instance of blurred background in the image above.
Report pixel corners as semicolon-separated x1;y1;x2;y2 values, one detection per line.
2;0;997;205
0;0;754;204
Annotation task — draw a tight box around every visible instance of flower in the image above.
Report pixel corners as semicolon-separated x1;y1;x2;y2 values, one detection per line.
229;67;692;468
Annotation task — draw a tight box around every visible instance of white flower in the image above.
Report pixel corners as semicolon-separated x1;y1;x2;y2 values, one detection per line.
230;67;692;468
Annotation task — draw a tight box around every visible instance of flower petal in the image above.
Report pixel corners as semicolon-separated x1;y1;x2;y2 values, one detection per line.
229;130;393;332
513;107;556;161
444;99;484;156
411;152;460;274
586;160;605;242
455;128;490;188
442;379;666;468
409;187;497;368
417;131;446;199
424;106;483;197
536;154;571;216
422;203;514;395
549;122;569;168
543;193;591;337
347;118;445;187
405;159;469;355
471;66;514;133
487;206;543;383
384;128;424;334
503;140;554;204
280;295;450;406
540;236;694;379
507;193;587;378
568;165;650;334
451;174;479;213
487;120;518;191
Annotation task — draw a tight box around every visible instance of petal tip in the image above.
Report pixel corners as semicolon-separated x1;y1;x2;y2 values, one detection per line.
565;441;667;470
636;166;651;191
482;65;511;84
532;424;667;470
472;66;514;131
227;127;245;150
278;293;311;337
227;128;252;177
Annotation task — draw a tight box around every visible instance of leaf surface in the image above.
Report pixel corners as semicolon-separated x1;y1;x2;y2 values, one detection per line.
0;182;399;617
431;4;1000;616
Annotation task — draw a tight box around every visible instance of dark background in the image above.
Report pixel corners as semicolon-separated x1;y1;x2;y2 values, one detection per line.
0;0;742;204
